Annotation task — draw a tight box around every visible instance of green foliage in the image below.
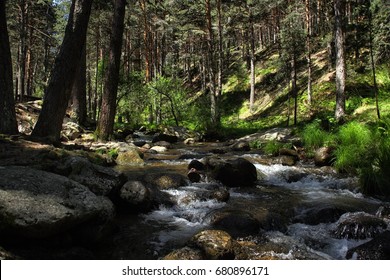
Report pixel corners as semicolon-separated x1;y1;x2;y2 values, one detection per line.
302;121;334;150
249;139;262;149
263;140;284;156
333;122;372;172
359;118;390;196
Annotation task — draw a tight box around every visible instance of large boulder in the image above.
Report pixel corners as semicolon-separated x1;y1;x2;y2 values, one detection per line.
0;166;115;239
116;148;144;166
203;157;257;188
205;209;260;238
143;172;187;190
332;212;387;240
118;180;152;212
63;156;126;196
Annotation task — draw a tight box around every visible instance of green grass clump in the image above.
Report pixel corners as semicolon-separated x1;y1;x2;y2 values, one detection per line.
359;118;390;196
302;121;334;151
263;140;287;156
333;121;372;173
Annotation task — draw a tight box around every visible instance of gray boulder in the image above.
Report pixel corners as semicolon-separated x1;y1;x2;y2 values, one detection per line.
64;156;126;196
0;166;115;239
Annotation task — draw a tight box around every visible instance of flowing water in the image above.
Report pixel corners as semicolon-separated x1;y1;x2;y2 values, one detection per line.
106;142;390;260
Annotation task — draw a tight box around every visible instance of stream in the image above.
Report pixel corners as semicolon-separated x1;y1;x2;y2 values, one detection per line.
100;141;389;260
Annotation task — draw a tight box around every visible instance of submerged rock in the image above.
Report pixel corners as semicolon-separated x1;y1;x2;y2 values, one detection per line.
143;172;187;190
0;166;115;239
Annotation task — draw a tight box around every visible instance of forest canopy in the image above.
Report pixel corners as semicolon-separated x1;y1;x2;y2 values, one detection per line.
0;0;389;139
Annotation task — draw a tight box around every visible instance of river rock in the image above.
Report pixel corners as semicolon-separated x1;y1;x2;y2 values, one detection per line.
152;133;178;143
118;181;152;212
116;148;144;166
272;155;297;166
333;212;387;239
189;230;236;260
150;146;168;153
314;147;334;166
0;246;18;260
230;141;250;152
346;231;390;259
0;166;115;239
143;172;187;190
188;160;205;171
205;209;260;238
293;206;350;225
203;157;257;188
162;247;204;260
64;156;126;196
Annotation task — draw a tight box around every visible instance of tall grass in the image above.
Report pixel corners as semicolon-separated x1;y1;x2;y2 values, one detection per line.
359;118;390;196
333;122;372;173
302;122;334;153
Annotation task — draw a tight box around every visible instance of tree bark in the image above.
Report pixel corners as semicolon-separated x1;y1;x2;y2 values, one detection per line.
32;0;93;142
96;0;126;141
0;0;18;134
305;0;313;105
334;0;346;122
205;0;219;129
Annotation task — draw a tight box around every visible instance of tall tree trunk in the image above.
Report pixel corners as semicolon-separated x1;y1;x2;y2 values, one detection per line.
216;0;223;103
70;43;87;126
334;0;346;122
205;0;219;129
32;0;93;142
17;0;28;101
97;0;126;141
305;0;313;105
0;0;18;134
292;54;298;126
369;8;380;120
249;9;256;113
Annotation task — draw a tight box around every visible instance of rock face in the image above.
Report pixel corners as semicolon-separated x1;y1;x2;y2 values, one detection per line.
64;156;126;196
203;157;257;188
0;166;115;239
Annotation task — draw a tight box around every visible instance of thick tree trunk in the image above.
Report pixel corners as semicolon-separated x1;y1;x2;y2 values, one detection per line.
96;0;126;141
31;0;93;142
0;0;18;134
334;0;346;122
